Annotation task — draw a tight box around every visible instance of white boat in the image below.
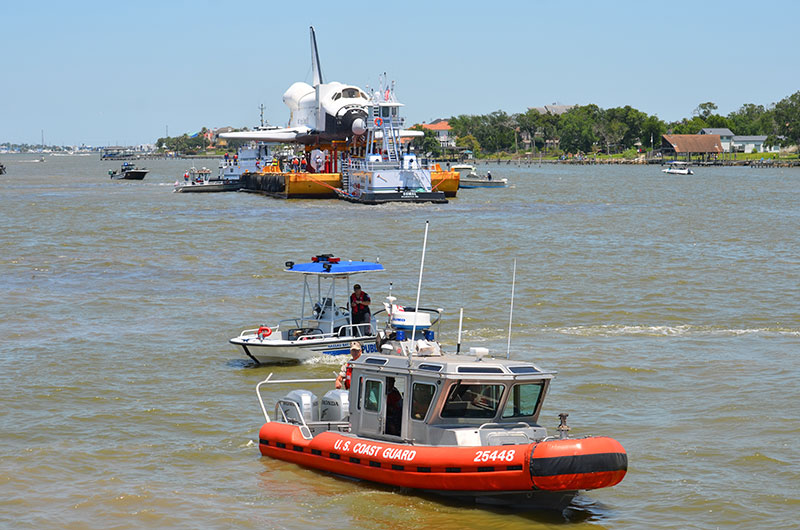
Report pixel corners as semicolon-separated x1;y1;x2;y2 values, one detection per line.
336;76;447;204
173;166;240;193
230;255;386;364
662;161;693;175
218;142;275;181
453;165;508;188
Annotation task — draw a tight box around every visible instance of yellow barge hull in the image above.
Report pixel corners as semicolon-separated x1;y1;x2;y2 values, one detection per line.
240;168;459;199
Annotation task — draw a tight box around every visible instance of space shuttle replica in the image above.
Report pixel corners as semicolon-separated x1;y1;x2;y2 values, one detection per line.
220;27;371;145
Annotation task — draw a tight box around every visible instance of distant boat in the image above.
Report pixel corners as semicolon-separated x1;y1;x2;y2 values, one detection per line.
662;161;693;175
453;164;507;188
173;166;240;193
0;161;5;175
109;162;148;180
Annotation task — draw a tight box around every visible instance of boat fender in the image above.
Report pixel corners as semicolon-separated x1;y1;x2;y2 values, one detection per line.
374;117;383;127
257;326;272;339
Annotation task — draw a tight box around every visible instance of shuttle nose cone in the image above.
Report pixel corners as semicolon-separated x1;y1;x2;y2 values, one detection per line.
351;118;367;136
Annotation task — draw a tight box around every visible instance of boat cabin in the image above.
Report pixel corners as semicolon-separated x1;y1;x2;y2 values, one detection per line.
347;349;553;446
266;344;554;448
279;255;384;340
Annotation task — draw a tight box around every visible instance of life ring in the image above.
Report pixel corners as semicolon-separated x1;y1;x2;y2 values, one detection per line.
374;117;383;127
257;326;272;339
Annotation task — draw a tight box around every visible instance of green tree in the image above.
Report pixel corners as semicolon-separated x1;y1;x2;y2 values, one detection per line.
772;91;800;147
409;125;441;157
455;134;480;157
558;105;601;153
694;102;718;120
641;115;666;148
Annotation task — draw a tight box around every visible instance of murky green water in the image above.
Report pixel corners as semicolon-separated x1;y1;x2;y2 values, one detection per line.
1;154;798;528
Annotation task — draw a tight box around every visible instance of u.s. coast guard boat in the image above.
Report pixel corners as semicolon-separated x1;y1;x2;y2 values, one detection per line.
230;255;386;364
335;77;448;204
254;333;627;508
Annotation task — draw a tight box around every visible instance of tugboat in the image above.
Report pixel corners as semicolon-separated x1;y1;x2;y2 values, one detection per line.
231;254;399;364
109;162;148;180
335;77;448;205
254;324;627;509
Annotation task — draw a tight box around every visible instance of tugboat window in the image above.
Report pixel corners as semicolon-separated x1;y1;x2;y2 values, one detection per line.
364;380;382;412
501;383;543;418
381;107;390;118
410;382;436;421
441;383;504;418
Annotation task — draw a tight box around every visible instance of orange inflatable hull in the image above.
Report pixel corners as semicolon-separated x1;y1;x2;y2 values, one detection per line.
258;422;626;493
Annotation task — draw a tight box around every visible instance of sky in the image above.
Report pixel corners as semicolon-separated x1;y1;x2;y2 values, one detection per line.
2;0;799;146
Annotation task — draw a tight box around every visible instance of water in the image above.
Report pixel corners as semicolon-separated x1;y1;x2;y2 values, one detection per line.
1;154;798;528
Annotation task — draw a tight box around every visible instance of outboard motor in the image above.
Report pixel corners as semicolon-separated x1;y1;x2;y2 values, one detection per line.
280;390;318;423
319;389;350;422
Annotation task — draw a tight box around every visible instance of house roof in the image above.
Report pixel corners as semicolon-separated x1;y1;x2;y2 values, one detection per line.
699;128;734;137
663;134;723;153
732;135;768;142
422;120;451;131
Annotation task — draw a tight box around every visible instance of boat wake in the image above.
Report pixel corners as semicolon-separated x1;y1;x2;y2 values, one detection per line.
550;324;799;337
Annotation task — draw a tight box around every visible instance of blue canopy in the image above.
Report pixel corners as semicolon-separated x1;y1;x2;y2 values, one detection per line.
285;259;384;275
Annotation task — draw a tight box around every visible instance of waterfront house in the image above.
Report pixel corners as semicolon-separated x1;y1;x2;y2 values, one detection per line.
661;134;723;161
731;135;780;154
421;120;456;149
699;128;734;152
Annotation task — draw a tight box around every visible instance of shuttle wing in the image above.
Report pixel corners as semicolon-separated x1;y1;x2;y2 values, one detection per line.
219;126;312;143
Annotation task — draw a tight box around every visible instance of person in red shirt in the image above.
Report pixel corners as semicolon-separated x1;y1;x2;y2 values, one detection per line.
350;284;371;336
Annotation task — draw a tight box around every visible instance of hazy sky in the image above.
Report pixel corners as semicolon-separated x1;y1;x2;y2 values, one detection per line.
3;0;799;146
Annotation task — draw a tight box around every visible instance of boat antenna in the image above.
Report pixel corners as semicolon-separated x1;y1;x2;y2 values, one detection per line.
506;258;517;359
456;307;464;354
409;221;429;358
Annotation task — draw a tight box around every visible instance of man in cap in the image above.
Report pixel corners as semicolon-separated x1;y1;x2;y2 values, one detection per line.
335;341;362;390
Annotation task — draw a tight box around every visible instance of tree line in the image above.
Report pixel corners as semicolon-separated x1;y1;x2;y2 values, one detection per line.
413;91;800;157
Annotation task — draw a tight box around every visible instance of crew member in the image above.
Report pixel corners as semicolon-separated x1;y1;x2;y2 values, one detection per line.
335;342;362;390
350;284;371;336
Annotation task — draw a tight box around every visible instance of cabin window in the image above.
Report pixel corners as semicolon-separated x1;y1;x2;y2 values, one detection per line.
364;379;382;412
385;377;404;436
391;107;398;117
359;91;368;99
501;383;544;419
332;92;341;101
342;88;360;99
410;382;436;421
381;106;390;118
441;383;504;419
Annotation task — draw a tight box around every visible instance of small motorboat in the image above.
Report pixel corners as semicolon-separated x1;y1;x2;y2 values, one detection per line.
0;162;5;175
661;161;693;175
230;254;390;364
254;331;627;509
173;166;240;193
453;165;507;188
109;162;148;180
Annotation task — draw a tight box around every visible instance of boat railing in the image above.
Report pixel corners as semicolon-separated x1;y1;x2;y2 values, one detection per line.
256;373;337;423
336;323;373;337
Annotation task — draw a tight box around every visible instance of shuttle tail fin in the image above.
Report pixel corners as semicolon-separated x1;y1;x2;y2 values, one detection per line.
310;26;323;86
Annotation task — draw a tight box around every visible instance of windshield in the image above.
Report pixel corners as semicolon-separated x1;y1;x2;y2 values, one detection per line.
501;382;544;418
441;383;504;418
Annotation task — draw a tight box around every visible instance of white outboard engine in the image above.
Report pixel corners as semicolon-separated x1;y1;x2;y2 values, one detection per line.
319;389;349;422
280;390;318;423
